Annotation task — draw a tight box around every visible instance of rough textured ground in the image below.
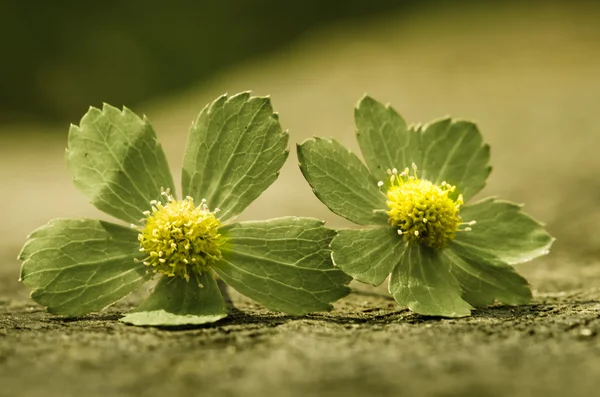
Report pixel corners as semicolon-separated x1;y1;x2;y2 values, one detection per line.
2;3;600;396
2;290;600;397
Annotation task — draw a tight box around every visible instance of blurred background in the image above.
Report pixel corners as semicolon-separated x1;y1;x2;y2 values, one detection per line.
2;0;600;297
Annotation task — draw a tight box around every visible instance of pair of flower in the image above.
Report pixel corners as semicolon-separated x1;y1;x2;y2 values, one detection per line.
19;92;553;326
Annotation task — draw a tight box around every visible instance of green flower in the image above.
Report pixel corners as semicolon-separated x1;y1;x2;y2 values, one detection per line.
19;92;350;326
297;95;554;318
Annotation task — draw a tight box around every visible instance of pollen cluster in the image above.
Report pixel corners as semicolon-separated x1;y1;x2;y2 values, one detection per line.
383;164;473;249
136;191;224;281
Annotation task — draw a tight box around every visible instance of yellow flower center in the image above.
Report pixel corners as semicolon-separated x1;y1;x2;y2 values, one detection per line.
136;191;224;281
383;164;474;249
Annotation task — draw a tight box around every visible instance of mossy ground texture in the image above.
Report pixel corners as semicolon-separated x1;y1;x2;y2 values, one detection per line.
1;287;599;397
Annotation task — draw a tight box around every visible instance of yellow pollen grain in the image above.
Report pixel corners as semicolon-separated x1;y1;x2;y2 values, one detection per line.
385;165;464;249
137;192;224;281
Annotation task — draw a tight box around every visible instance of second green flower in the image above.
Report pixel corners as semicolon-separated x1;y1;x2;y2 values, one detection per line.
297;95;554;318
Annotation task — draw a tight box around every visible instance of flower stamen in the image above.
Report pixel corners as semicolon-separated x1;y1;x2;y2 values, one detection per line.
385;164;473;249
136;189;224;281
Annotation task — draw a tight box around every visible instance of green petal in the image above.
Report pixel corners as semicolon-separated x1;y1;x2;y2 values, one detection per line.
214;217;351;315
353;96;490;201
445;243;531;307
297;137;387;225
389;244;473;317
120;272;228;326
419;118;491;201
355;95;420;183
19;219;150;317
455;198;554;265
182;92;288;222
66;104;175;224
331;226;406;286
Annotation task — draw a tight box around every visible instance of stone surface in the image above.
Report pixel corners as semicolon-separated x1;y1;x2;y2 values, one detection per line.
1;289;599;397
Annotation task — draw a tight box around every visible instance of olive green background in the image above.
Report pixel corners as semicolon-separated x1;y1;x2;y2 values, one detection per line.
1;1;600;396
0;0;411;123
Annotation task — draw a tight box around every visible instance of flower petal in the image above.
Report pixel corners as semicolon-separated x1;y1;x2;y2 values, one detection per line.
331;226;406;286
389;244;473;317
354;96;490;201
67;104;175;224
355;95;420;183
297;137;387;225
419;118;491;202
181;92;288;222
455;198;554;265
214;218;351;315
19;219;150;317
120;272;228;326
444;243;532;307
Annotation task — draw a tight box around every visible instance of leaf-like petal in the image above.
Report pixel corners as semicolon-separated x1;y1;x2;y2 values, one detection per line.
19;219;150;317
354;96;491;201
297;137;387;225
455;198;554;265
182;92;288;222
444;243;531;307
355;95;420;183
120;272;228;326
389;244;473;317
419;118;491;201
66;104;175;224
331;226;406;286
214;217;351;315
